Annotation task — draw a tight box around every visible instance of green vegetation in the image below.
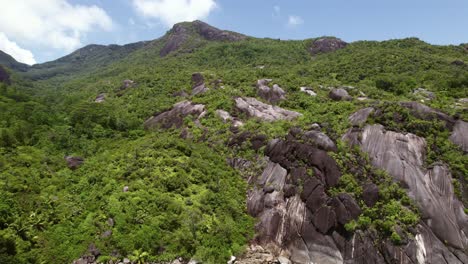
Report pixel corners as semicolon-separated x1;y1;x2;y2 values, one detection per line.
0;23;467;263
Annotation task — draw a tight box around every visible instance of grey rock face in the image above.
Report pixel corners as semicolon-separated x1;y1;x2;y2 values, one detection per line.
235;97;301;121
245;135;354;264
308;37;348;55
256;79;286;104
343;124;468;250
144;100;205;130
449;120;468;152
191;72;209;95
329;88;352;101
349;107;374;126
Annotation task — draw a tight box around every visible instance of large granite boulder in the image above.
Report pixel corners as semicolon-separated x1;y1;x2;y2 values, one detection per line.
191;72;209;95
449;120;468;152
308;37;348;55
329;88;352;101
144;101;205;130
343;124;468;249
349;107;374;126
65;156;84;170
256;79;286;104
235;97;301;121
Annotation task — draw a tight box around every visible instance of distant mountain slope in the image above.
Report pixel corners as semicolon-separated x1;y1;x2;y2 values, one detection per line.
24;41;149;80
0;50;30;72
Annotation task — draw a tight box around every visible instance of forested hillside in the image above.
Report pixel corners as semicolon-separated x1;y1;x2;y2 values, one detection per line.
0;21;467;264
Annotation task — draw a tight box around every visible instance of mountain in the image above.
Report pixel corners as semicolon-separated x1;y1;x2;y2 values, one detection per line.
25;41;149;80
0;50;30;71
0;21;467;264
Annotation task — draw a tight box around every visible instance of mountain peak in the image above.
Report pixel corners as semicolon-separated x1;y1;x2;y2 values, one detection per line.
159;20;246;56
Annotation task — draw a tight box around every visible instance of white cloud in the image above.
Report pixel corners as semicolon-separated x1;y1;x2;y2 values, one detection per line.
132;0;217;27
0;0;113;51
0;33;36;65
288;15;304;26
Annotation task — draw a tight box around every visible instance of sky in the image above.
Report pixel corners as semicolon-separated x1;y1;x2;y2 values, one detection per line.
0;0;467;65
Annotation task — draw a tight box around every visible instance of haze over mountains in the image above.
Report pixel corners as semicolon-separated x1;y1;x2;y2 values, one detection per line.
0;20;467;264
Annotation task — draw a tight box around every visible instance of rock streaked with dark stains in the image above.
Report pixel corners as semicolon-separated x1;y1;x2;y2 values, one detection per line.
308;37;348;55
329;88;352;101
362;182;379;207
256;79;286;104
343;124;468;249
242;128;468;263
65;156;84;170
235;97;301;121
449;120;468;152
313;206;336;234
349;107;374;126
144;101;205;130
265;139;341;187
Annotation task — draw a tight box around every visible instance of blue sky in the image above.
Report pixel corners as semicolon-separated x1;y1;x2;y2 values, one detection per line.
0;0;467;64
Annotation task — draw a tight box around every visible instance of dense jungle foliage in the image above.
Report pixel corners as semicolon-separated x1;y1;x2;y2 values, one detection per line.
0;21;467;263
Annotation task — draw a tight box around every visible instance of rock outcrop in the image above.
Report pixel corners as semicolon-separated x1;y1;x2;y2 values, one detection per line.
308;37;348;55
256;79;286;104
349;107;374;126
235;97;301;121
343;124;468;250
450;120;468;152
65;156;84;170
191;72;209;95
329;88;352;101
144;101;206;130
244;131;360;263
215;109;243;127
160;20;246;57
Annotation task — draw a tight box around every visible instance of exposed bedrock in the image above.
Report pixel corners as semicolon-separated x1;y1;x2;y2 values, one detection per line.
450;120;468;153
256;79;286;104
238;124;468;263
235;97;301;121
343;124;468;250
144;100;206;130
